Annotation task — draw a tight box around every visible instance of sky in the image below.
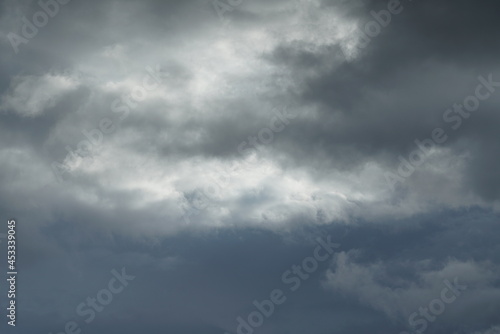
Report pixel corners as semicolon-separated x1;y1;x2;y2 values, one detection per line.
0;0;500;333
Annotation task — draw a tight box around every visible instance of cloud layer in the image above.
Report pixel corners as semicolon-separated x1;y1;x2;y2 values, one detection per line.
0;0;499;333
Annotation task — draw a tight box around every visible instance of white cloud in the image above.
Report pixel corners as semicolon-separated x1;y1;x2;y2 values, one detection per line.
1;74;78;117
323;251;500;321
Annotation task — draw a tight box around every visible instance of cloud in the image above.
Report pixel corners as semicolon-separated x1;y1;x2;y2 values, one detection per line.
472;327;500;334
324;251;500;323
1;0;500;333
0;73;78;117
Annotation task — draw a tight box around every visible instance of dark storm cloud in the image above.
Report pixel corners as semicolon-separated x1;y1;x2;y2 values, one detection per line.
0;0;500;334
254;0;500;201
3;208;500;334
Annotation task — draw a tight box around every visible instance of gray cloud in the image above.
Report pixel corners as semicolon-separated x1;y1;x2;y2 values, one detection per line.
0;0;499;333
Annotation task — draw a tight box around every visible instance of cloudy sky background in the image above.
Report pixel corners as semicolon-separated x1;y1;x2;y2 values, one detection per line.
1;0;500;333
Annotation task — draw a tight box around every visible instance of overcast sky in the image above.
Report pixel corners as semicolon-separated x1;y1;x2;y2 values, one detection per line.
1;0;500;333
